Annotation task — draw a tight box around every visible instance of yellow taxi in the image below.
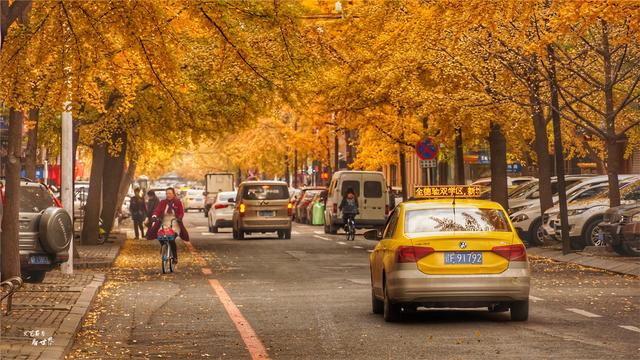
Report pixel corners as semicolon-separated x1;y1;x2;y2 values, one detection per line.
366;185;530;322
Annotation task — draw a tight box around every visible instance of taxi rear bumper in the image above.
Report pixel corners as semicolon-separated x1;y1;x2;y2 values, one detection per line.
386;265;530;305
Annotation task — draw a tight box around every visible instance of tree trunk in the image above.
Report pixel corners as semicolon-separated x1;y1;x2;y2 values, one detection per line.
489;123;509;210
399;149;408;201
116;159;137;214
24;108;38;180
1;109;24;281
81;143;106;245
100;133;127;235
454;128;465;185
529;83;554;214
601;20;621;208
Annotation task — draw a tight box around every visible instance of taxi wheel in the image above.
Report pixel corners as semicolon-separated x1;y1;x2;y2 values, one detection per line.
238;230;245;240
372;288;383;314
232;229;238;239
211;226;218;233
510;300;529;321
383;279;402;322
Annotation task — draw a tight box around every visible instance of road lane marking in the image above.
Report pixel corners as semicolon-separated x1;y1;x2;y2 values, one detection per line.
529;295;544;301
353;245;363;249
201;232;215;236
314;231;324;234
314;235;331;241
566;308;602;318
337;241;347;245
619;325;640;333
208;279;270;360
201;268;213;275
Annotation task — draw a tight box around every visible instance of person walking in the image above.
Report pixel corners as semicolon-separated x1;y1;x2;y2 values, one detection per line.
129;188;147;239
146;190;159;224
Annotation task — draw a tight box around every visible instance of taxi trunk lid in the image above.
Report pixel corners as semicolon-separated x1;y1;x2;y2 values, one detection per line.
408;232;515;275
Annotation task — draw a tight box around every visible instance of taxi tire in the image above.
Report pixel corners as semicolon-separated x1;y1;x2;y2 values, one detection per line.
383;279;402;322
510;300;529;321
371;288;383;314
238;230;245;240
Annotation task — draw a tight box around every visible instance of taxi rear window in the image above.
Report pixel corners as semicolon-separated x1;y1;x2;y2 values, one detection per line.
404;207;511;234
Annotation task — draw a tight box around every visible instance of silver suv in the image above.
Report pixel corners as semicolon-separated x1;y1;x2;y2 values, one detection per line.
1;179;73;282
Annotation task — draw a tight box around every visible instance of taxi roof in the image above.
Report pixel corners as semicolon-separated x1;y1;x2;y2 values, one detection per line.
401;198;506;211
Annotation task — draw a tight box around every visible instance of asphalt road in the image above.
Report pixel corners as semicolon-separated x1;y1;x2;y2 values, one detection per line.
69;212;640;359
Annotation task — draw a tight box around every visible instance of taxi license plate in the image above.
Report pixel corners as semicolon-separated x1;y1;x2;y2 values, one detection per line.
259;210;275;217
29;255;51;265
445;252;482;265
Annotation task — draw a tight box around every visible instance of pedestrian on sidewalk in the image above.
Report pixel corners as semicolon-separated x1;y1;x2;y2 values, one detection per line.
146;190;159;224
129;187;147;239
146;187;190;264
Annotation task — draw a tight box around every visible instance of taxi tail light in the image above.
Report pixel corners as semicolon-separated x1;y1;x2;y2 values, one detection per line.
214;203;228;210
287;202;293;216
239;202;246;217
492;244;527;261
396;246;435;263
332;203;338;214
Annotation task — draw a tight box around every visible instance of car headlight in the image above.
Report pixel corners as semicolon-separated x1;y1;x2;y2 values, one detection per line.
511;213;530;223
632;213;640;222
567;208;588;216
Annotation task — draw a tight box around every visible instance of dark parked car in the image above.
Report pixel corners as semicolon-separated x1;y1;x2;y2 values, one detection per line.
600;204;640;257
1;179;73;283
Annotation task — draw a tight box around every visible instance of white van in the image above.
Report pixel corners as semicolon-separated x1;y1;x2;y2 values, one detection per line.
324;171;389;234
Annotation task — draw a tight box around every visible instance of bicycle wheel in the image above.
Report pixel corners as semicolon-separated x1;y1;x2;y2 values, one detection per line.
168;242;175;273
161;242;170;274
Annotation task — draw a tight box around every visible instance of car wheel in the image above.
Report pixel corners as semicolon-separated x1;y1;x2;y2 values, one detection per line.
611;243;628;256
621;241;640;257
324;222;330;234
232;228;238;240
22;270;46;283
277;230;285;239
383;277;402;322
527;218;544;247
583;218;605;247
211;226;219;233
238;229;245;240
328;222;338;235
510;300;529;321
284;229;291;239
372;287;384;314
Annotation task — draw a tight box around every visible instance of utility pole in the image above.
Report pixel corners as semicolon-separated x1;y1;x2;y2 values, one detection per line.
60;102;74;274
293;117;298;188
332;112;339;171
547;44;571;255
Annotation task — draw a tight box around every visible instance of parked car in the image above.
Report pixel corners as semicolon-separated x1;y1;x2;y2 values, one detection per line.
232;181;292;239
149;188;167;201
305;190;328;224
510;175;635;245
0;179;73;283
543;179;640;249
599;204;640;256
295;188;324;224
184;189;206;212
324;171;389;234
471;176;537;188
208;191;237;233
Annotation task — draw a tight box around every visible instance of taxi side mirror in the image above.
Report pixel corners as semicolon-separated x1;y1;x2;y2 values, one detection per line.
364;229;382;241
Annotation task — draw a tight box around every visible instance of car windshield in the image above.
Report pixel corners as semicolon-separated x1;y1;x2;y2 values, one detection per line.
20;186;57;213
509;181;538;198
596;180;640;200
243;185;289;200
404;207;511;234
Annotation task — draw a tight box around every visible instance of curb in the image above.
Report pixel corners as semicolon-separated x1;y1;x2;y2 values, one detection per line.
38;273;106;360
527;247;640;277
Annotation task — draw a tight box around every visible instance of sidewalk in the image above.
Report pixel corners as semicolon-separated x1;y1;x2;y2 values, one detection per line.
527;245;640;276
0;232;126;360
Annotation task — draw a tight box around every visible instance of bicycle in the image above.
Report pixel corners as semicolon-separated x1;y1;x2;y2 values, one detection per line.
157;219;177;274
345;215;356;241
